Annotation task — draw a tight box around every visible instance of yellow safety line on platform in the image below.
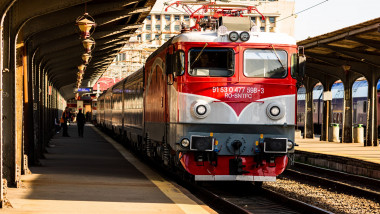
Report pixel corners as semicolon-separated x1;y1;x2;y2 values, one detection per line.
92;127;212;214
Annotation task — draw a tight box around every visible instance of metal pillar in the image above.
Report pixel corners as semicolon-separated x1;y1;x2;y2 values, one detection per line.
14;34;24;187
2;14;17;186
31;56;41;164
366;71;378;146
38;62;44;158
304;77;318;139
342;78;354;143
321;84;333;141
1;2;17;205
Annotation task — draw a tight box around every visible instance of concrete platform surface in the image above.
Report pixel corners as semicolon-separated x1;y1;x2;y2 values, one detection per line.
295;137;380;164
3;124;216;214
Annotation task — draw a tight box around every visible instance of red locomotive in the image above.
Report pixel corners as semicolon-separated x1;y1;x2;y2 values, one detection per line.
97;5;305;184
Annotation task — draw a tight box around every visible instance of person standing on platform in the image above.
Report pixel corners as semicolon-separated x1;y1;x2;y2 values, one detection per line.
86;111;90;122
76;108;86;138
61;107;71;137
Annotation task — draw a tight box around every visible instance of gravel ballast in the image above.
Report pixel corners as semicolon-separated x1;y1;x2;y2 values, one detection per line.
264;177;380;214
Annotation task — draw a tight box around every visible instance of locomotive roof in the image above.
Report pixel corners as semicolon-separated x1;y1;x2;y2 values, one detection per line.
146;31;296;62
172;31;297;45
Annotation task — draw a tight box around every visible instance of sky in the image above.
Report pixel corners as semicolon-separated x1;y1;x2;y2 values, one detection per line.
294;0;379;40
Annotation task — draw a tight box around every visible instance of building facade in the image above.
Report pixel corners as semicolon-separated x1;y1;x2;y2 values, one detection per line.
134;0;296;46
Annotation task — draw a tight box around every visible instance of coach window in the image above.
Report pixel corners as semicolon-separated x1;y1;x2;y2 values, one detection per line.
188;48;234;77
244;49;287;78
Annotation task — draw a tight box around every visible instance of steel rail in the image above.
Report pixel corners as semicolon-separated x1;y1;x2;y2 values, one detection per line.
260;188;333;214
284;162;380;201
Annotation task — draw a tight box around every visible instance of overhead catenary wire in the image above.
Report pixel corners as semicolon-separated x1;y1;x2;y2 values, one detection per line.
275;0;329;24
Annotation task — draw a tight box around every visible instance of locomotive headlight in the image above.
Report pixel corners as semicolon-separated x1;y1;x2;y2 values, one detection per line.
191;100;211;119
240;31;250;42
266;102;285;120
287;140;295;150
196;105;207;115
218;25;228;36
228;31;239;42
181;138;190;148
270;106;280;116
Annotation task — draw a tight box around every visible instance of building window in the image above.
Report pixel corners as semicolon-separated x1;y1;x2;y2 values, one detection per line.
184;15;190;20
260;17;265;23
165;15;171;21
156;25;161;30
174;15;180;21
165;34;171;40
120;53;126;61
146;24;151;30
204;16;209;19
269;17;275;23
174;25;180;31
155;34;160;40
155;15;161;21
251;17;256;22
165;25;170;31
137;34;141;38
260;27;265;32
146;34;151;40
146;15;151;20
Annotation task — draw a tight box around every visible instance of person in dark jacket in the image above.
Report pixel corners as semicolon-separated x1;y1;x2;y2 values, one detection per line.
76;108;86;137
62;107;71;137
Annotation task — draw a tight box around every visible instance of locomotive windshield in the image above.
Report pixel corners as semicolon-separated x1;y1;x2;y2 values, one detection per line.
244;49;288;78
188;48;234;77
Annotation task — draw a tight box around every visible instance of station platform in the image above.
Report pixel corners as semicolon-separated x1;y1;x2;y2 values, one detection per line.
3;124;216;214
295;137;380;179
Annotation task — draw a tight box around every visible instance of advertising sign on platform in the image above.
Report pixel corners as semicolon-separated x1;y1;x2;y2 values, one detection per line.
74;87;93;93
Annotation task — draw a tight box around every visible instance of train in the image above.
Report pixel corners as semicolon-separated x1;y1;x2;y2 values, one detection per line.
97;9;305;184
297;80;380;136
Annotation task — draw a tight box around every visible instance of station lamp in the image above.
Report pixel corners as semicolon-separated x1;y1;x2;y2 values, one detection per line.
82;53;92;64
76;13;96;39
78;64;86;72
82;37;95;53
342;65;351;72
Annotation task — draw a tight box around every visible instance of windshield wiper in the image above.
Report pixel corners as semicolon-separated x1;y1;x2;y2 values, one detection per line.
191;43;208;68
270;44;286;72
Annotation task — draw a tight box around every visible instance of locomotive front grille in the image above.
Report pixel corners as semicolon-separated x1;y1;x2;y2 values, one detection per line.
264;138;287;153
190;136;214;151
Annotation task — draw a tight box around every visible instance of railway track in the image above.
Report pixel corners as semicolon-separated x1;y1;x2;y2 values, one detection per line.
284;162;380;202
194;182;332;214
147;159;333;214
103;129;334;213
125;148;332;213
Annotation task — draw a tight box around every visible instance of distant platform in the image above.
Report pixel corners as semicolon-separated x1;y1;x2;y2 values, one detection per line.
295;137;380;179
3;124;216;214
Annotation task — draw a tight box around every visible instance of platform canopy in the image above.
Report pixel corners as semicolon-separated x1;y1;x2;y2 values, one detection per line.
298;17;380;84
0;0;154;99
